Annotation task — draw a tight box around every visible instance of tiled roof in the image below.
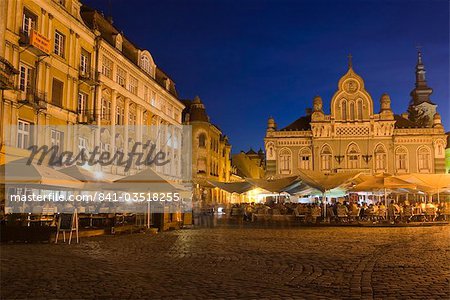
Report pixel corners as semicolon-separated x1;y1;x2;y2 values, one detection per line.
280;115;312;131
80;6;178;98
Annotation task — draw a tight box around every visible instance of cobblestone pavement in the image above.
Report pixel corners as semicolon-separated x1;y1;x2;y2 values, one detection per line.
1;225;449;299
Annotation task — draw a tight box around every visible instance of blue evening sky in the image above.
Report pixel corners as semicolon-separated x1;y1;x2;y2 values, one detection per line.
83;0;449;153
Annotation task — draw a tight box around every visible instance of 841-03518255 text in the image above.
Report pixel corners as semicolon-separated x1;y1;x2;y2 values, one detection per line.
8;192;181;203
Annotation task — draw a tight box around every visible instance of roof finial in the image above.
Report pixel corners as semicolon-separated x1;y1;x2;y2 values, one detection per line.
416;44;423;64
347;53;353;69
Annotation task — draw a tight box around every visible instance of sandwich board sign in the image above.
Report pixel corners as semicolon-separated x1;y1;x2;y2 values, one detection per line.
55;209;79;244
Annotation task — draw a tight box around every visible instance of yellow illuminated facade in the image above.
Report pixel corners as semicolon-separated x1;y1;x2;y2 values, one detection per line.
182;96;232;204
265;56;447;176
0;0;185;180
1;0;96;163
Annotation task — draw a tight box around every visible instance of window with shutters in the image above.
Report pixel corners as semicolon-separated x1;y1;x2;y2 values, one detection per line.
51;78;63;106
19;63;33;92
80;48;90;75
22;8;37;36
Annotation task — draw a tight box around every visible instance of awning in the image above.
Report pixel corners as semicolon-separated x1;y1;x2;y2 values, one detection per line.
0;158;83;190
297;170;361;193
351;174;416;192
246;176;300;193
113;167;186;193
208;180;255;194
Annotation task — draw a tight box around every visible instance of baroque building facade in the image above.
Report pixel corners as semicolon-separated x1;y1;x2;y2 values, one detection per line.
1;0;185;180
182;96;232;204
264;54;447;177
1;0;96;163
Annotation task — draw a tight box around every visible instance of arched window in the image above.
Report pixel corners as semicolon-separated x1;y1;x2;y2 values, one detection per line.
141;55;151;74
320;145;332;172
341;100;347;120
298;148;311;170
395;147;408;172
374;144;387;173
349;101;355;121
347;144;360;169
357;100;363;120
115;34;123;51
418;146;431;172
198;133;206;148
279;148;292;174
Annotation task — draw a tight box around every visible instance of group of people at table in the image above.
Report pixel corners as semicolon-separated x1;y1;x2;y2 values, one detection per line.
229;200;450;224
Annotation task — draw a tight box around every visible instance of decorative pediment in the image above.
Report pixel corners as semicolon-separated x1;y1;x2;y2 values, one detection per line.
330;66;374;121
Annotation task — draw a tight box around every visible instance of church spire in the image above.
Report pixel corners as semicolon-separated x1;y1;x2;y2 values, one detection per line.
410;48;433;105
415;48;427;88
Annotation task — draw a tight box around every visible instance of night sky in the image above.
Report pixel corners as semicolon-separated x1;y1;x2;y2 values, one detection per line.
83;0;449;153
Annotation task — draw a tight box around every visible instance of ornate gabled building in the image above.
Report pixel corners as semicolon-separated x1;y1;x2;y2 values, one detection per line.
182;96;232;204
264;53;447;177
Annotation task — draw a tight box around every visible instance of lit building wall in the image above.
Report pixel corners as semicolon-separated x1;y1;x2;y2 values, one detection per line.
265;57;447;176
1;0;96;163
1;1;185;181
182;96;232;204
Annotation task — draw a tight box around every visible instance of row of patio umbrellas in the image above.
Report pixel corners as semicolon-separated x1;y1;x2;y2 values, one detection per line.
0;158;188;193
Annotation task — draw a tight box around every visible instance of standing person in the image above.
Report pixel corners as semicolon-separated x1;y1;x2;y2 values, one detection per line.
388;200;397;224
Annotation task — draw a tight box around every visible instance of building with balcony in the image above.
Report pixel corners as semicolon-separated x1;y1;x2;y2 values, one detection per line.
182;96;232;204
79;5;184;179
264;53;447;177
1;0;96;163
1;1;185;180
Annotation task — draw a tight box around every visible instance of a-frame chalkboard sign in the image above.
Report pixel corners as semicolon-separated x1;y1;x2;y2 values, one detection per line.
55;209;79;244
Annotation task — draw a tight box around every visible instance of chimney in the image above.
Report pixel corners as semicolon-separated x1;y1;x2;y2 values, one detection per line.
305;108;312;116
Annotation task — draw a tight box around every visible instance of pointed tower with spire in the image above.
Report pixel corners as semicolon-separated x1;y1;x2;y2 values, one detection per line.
408;49;437;127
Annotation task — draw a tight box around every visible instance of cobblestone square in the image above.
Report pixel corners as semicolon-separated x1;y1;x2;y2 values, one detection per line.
1;225;449;299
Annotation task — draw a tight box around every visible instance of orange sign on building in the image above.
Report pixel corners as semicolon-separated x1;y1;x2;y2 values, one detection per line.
30;30;51;54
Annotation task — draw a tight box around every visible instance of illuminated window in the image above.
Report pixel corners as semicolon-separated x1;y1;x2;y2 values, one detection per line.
116;104;125;125
17;120;32;149
19;63;33;92
116;67;127;87
418;146;430;172
374;144;387;172
347;144;360;169
78;92;88;115
54;30;65;57
320;145;332;171
101;55;113;79
299;148;311;170
22;8;37;36
101;98;111;121
80;49;90;75
279;148;292;174
51;129;64;150
395;147;408;172
129;76;138;95
141;55;151;74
